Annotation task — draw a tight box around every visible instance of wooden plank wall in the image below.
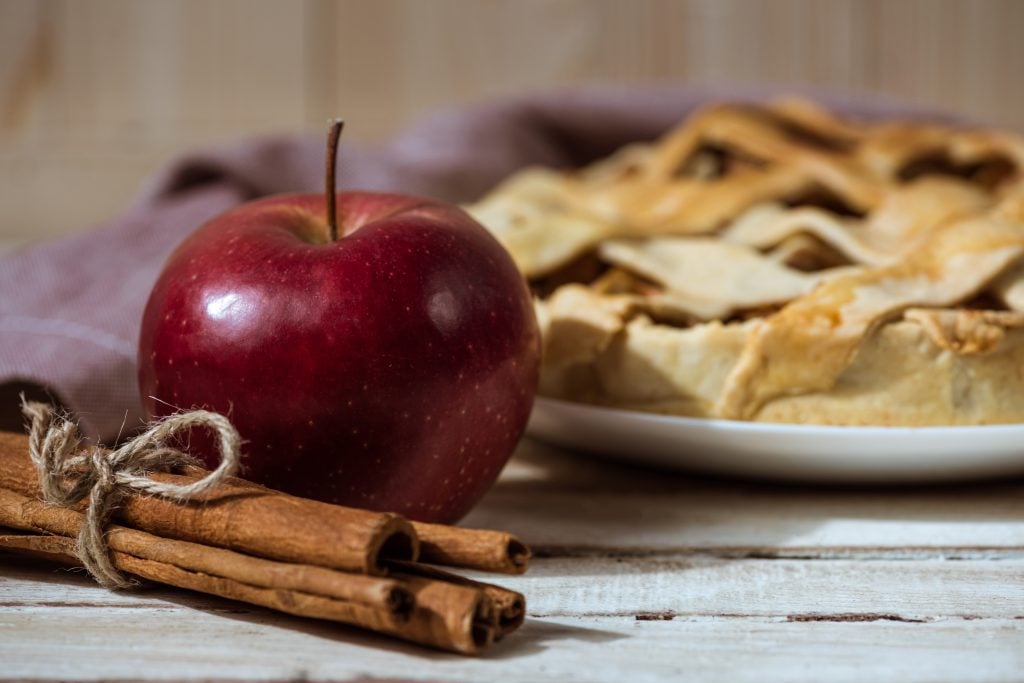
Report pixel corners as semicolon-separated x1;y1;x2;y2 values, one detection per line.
1;0;1022;244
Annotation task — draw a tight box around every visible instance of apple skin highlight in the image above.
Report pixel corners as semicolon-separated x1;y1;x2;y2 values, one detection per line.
138;192;540;523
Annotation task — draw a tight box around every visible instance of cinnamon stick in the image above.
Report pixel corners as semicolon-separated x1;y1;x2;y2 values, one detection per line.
0;528;506;655
392;560;525;639
2;532;420;629
0;485;510;653
0;422;532;652
0;431;417;575
0;487;411;631
412;521;531;574
0;430;530;575
0;532;79;566
387;571;497;654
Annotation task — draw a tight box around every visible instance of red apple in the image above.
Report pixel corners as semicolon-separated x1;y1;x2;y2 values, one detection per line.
138;122;540;523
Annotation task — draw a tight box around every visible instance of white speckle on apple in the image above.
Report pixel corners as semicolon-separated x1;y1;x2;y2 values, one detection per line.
297;444;304;451
307;419;314;427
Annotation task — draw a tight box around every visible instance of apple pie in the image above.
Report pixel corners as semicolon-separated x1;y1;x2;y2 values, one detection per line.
464;98;1024;426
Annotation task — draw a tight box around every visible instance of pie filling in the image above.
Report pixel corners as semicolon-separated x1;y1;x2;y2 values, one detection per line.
465;99;1024;426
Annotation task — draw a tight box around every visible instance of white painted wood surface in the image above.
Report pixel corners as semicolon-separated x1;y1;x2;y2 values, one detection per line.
3;438;1024;681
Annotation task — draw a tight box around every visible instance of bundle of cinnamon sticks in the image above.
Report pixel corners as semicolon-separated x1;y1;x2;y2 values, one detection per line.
0;430;527;654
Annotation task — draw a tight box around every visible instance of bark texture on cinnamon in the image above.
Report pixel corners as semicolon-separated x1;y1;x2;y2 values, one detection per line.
0;487;412;631
0;422;531;655
0;431;418;575
0;487;508;653
413;521;531;574
386;571;498;655
392;560;525;639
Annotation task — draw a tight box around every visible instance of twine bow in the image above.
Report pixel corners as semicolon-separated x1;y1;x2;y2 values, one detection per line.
21;399;241;589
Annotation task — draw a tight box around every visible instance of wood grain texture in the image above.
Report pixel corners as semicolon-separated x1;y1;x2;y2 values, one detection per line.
1;0;1022;243
2;559;1023;682
463;441;1024;555
3;438;1024;680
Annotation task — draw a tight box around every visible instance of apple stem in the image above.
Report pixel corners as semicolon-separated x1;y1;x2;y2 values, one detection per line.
325;118;345;242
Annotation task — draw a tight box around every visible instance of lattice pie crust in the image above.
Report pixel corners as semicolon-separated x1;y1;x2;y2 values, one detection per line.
465;99;1024;425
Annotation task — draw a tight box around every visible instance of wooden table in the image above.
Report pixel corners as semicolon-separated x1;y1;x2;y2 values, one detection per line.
3;438;1023;681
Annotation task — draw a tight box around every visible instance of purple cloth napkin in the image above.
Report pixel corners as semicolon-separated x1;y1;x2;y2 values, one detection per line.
0;86;948;440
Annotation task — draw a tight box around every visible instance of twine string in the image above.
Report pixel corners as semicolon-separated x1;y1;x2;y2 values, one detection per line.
20;399;241;589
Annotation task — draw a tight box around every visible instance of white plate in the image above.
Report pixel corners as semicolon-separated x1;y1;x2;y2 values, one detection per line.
526;397;1024;483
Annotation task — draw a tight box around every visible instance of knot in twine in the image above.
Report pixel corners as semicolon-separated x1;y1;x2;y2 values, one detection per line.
21;399;241;589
